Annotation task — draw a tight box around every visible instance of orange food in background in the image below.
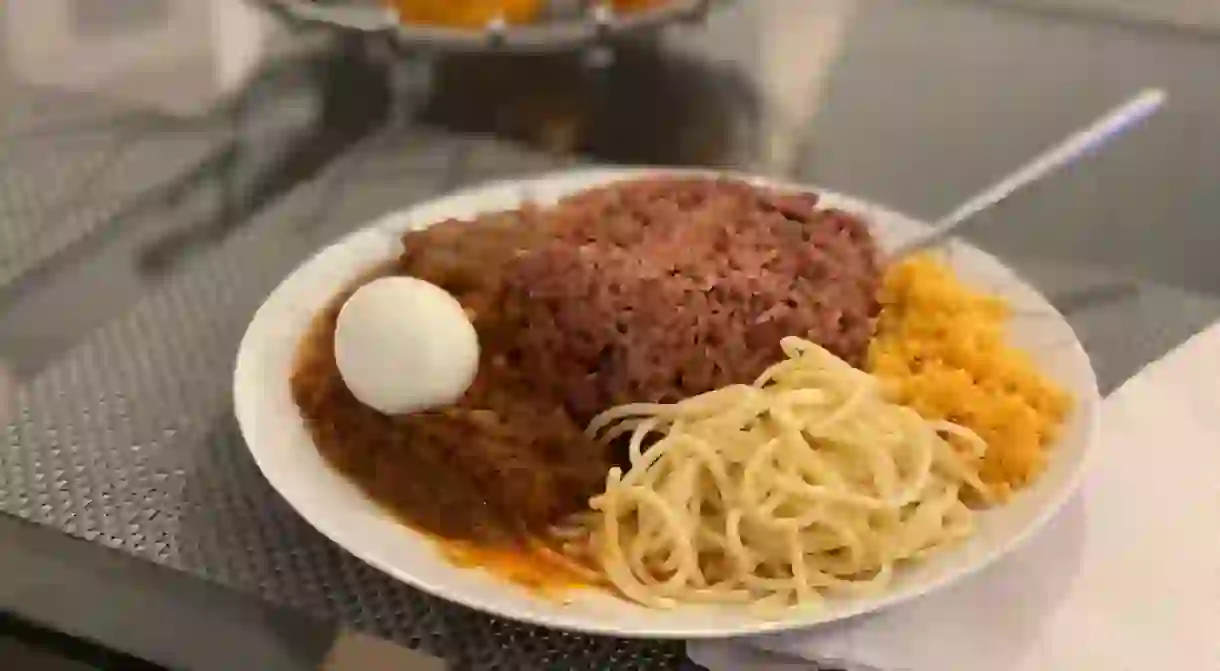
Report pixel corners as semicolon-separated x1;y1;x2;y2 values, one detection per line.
388;0;543;27
611;0;668;11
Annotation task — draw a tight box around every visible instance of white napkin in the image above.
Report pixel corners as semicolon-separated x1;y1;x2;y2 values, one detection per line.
689;321;1220;671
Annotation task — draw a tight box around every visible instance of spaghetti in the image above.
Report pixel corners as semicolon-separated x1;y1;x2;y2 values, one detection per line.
584;337;994;610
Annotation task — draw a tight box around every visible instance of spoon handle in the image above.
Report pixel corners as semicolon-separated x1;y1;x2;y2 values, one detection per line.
892;88;1166;258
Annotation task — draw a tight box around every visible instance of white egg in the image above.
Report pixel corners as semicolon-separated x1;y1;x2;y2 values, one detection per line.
333;276;479;415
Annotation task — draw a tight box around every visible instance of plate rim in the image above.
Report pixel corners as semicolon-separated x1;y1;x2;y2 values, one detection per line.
234;166;1101;639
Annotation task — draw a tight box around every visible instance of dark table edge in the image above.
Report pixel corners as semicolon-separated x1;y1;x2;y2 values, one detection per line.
0;514;334;671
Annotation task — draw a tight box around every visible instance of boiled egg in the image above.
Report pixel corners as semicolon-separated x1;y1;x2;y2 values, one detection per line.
333;276;479;415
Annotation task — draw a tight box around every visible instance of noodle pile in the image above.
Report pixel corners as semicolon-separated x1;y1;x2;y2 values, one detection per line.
584;337;994;610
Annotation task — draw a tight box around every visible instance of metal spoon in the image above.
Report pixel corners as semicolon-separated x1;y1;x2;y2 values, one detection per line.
891;88;1166;259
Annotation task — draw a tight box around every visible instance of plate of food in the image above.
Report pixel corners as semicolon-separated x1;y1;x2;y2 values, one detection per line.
234;168;1099;638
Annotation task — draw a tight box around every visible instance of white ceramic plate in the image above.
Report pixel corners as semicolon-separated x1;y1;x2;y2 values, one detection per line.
234;167;1100;639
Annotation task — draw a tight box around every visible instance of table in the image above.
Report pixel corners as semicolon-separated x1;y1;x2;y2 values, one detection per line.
2;1;1219;669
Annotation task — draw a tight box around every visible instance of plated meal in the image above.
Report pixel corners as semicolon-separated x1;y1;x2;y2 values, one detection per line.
281;174;1079;615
